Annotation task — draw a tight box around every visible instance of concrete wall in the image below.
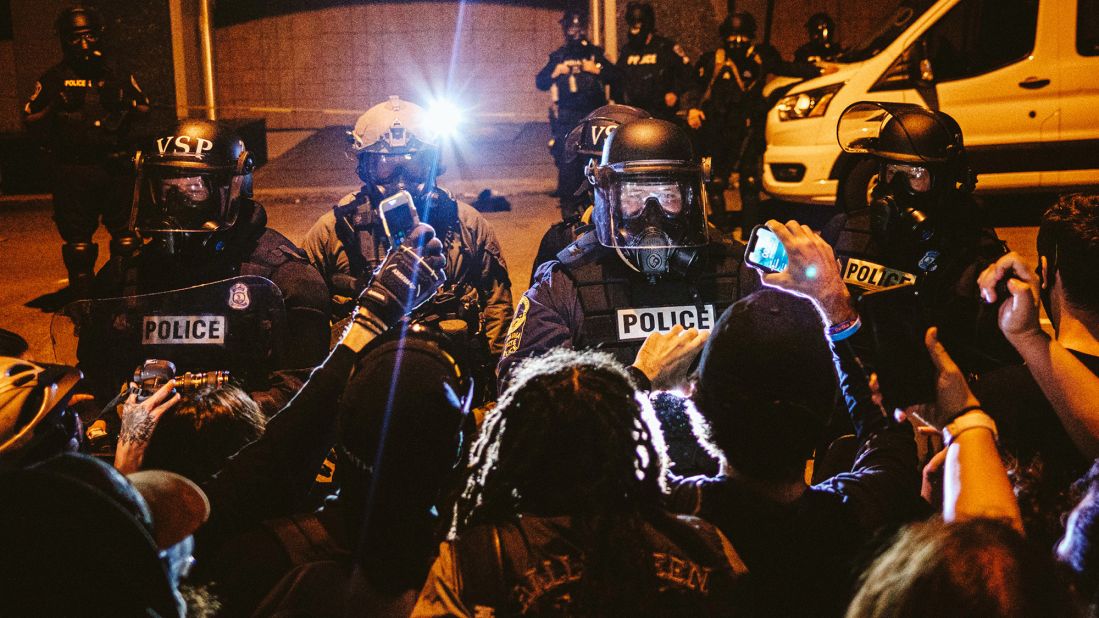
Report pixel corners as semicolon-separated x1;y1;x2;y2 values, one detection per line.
0;40;18;132
214;2;565;129
213;0;901;130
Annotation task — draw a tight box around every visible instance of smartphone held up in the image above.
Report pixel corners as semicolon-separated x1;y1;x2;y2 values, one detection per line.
379;190;420;247
745;225;789;274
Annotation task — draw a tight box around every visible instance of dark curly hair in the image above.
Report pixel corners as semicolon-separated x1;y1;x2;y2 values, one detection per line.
1039;193;1099;314
450;348;672;614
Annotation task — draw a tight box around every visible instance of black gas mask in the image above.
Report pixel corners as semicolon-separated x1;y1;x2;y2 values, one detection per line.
724;35;752;58
562;13;586;45
57;8;106;72
870;162;937;247
625;4;655;47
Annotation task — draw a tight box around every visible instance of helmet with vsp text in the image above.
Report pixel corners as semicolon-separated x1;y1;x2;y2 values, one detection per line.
134;119;255;234
625;2;656;46
350;96;442;207
564;104;652;164
588;118;708;277
0;357;83;466
56;5;105;68
560;10;587;43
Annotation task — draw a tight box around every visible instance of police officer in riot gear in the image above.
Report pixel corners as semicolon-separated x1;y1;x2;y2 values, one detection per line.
528;103;652;283
826;102;1010;372
614;2;692;122
537;11;618;211
684;12;820;234
795;13;844;63
92;119;331;387
23;5;150;299
499;118;758;382
301;96;513;386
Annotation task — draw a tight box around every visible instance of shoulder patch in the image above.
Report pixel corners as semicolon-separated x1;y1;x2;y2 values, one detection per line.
501;296;530;358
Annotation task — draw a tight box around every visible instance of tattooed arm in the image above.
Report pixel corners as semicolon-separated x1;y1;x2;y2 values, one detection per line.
114;381;180;474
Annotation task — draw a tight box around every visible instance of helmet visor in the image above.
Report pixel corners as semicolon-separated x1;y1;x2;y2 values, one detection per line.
363;150;437;185
883;163;932;193
837;101;953;164
593;166;708;249
135;168;240;233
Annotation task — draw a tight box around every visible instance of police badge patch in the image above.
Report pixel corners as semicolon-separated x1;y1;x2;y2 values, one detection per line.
228;282;251;310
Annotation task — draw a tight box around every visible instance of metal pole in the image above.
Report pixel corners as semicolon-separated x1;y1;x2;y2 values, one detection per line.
763;0;775;46
603;0;618;61
198;0;218;121
590;0;601;46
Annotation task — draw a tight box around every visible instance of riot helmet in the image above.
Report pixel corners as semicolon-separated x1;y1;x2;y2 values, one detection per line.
349;96;441;207
561;10;587;44
563;103;652;164
625;2;656;46
588;119;709;277
838;101;974;247
56;5;105;69
806;12;836;48
0;357;82;466
720;12;757;55
133;119;255;235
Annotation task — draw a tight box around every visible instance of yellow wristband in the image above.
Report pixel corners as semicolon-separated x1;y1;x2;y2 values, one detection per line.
943;410;998;447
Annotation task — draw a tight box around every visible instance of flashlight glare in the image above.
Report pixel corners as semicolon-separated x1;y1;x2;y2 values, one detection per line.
805;265;818;279
425;100;463;138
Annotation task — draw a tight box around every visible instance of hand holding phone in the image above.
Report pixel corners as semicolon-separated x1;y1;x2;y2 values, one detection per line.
745;225;789;274
379;190;420;247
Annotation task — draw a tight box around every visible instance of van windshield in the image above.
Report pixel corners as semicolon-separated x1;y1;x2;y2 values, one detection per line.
838;0;937;62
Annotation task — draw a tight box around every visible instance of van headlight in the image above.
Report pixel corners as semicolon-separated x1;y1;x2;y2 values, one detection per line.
776;83;844;121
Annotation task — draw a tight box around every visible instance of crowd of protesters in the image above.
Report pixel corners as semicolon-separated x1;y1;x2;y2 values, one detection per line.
4;3;1099;618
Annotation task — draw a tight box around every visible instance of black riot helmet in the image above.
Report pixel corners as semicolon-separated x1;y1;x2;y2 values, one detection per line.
349;96;442;208
133;119;255;234
720;12;757;54
625;2;656;46
56;5;105;68
587;119;709;277
806;12;836;47
561;10;587;43
838;102;974;246
564;104;652;164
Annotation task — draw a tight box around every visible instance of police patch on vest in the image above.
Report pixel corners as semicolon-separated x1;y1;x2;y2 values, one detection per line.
142;315;226;345
616;305;716;341
841;258;917;291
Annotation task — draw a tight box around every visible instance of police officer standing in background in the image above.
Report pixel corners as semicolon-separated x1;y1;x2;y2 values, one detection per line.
301;97;513;382
499;118;758;385
537;10;618;218
684;12;820;236
23;5;150;299
795;12;844;64
614;2;692;122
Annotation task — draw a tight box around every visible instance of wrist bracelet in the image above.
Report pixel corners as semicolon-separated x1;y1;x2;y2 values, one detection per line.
943;410;998;447
827;316;861;342
947;405;984;423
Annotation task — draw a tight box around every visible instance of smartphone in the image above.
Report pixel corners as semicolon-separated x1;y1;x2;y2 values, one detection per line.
857;286;936;410
744;225;789;273
379;190;419;246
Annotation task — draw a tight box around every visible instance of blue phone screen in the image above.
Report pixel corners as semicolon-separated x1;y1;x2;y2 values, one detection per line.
749;228;789;273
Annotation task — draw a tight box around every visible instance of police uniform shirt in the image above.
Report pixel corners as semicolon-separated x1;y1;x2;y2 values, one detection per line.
23;61;149;158
614;33;691;118
536;40;615;113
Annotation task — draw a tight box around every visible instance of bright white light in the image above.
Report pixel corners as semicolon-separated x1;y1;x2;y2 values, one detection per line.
425;99;463;139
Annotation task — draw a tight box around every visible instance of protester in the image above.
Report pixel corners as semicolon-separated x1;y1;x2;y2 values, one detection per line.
415;348;749;616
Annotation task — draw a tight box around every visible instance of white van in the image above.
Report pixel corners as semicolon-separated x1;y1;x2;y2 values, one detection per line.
762;0;1099;208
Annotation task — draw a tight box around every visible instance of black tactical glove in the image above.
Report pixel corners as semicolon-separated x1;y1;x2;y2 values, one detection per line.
353;224;447;335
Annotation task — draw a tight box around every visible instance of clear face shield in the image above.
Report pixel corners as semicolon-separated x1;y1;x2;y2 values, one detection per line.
135;167;242;234
356;146;439;201
589;162;708;262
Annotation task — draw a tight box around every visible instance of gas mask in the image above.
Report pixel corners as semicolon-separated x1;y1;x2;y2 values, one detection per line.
60;27;105;72
626;9;654;47
724;35;752;57
357;147;439;208
869;162;936;247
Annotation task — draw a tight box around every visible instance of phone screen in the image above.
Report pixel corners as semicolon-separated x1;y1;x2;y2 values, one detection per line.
746;226;789;273
380;191;419;245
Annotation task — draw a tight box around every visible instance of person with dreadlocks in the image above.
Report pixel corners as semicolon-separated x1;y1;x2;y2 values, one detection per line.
413;348;750;617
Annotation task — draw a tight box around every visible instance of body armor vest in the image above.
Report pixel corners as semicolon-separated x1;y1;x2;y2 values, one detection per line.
558;232;753;364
